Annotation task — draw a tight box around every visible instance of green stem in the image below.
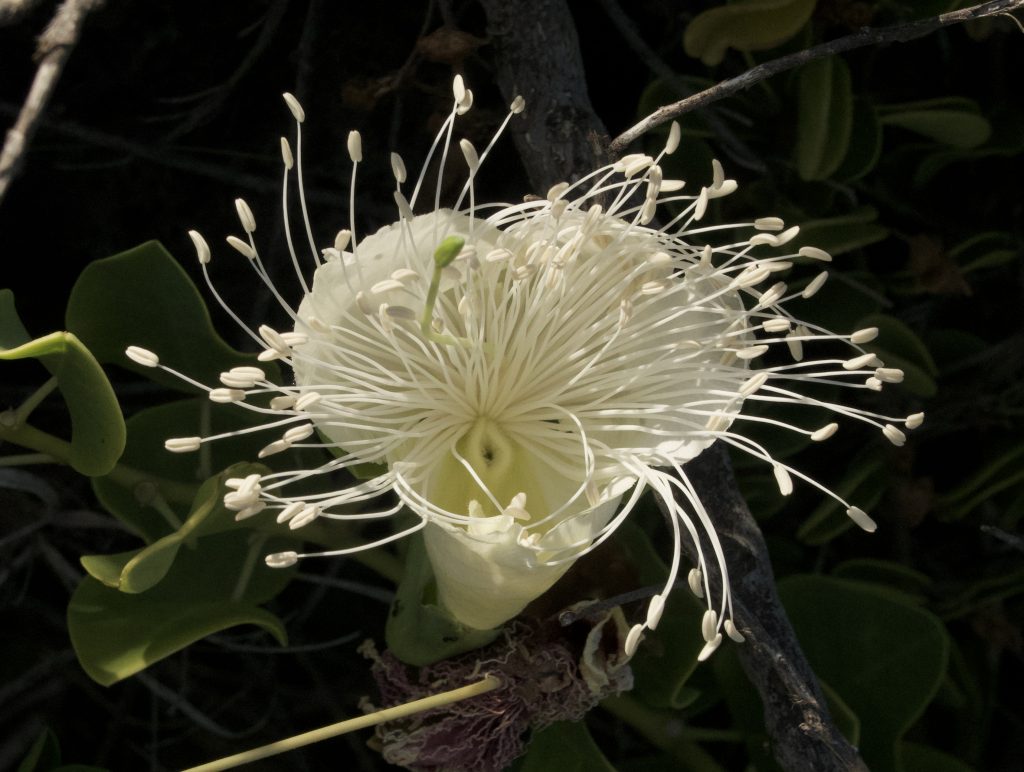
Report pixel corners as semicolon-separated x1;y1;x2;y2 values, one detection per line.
233;533;267;602
181;674;501;772
0;420;196;504
14;376;59;424
349;547;405;585
2;418;406;585
420;265;444;338
0;452;56;466
601;694;726;772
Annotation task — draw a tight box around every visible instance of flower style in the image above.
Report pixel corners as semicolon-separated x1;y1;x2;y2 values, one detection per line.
126;77;921;659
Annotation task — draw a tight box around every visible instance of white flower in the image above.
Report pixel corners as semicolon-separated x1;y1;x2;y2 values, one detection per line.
131;77;922;657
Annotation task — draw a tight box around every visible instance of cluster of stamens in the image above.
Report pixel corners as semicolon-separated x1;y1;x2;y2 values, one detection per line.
125;75;922;658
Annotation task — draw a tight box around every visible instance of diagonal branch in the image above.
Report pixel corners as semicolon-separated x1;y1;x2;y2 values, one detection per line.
594;0;766;172
610;0;1024;155
0;0;106;207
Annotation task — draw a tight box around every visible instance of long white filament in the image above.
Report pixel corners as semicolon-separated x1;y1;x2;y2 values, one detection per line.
145;79;922;657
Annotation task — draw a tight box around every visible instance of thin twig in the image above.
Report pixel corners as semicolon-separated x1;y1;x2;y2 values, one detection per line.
0;101;394;217
594;0;766;172
610;0;1024;155
0;0;105;205
158;0;286;142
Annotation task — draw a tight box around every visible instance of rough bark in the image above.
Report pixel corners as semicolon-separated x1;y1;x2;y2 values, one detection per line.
479;0;609;189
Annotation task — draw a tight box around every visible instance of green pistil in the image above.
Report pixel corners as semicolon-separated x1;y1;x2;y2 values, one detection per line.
420;235;480;349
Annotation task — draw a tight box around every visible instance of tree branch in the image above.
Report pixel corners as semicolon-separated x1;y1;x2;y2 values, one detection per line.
0;0;105;207
684;445;868;771
609;0;1024;155
478;0;609;187
594;0;766;172
479;1;865;769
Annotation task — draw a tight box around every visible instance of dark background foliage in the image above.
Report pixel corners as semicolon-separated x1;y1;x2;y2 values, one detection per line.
1;1;1022;770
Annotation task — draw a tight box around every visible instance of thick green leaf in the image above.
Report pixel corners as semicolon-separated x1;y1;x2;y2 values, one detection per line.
900;742;973;772
796;56;854;181
949;231;1020;275
16;727;109;772
835;98;883;182
385;533;500;666
68;531;294;686
519;721;616;772
820;680;861;747
785;269;885;338
797;451;889;545
934;443;1024;520
79;550;142;589
912;109;1024;186
17;728;60;772
0;288;31;348
92;397;369;567
82;463;269;593
65;241;276;393
683;0;816;66
832;558;932;605
780;575;950;772
0;292;125;476
791;206;889;258
712;646;777;770
93;398;282;542
856;313;938;398
880;98;991;149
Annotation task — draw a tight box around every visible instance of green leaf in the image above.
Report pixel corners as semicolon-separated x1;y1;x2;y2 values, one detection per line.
712;646;778;770
65;241;276;393
856;313;938;398
0;291;126;476
0;288;31;349
15;727;109;772
949;231;1020;275
934;442;1024;520
17;727;60;772
82;463;269;593
832;558;932;605
835;98;883;182
92;398;277;542
796;56;854;181
519;721;616;772
820;680;861;747
797;451;889;545
880;98;992;149
385;533;500;666
68;531;294;686
899;742;973;772
683;0;816;66
791;206;890;258
912;108;1024;186
780;575;950;772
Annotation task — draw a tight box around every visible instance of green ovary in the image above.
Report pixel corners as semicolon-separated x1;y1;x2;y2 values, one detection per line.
429;417;551;525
